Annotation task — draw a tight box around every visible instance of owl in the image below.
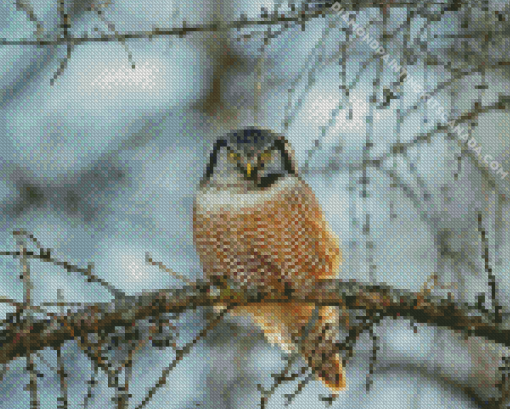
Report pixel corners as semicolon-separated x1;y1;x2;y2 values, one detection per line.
193;127;345;391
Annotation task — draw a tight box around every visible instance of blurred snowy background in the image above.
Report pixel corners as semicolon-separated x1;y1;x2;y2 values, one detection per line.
0;0;510;408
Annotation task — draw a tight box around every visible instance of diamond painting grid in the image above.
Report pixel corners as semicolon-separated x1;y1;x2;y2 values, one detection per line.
0;0;509;408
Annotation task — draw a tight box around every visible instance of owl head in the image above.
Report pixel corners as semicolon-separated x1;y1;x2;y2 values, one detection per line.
200;127;298;191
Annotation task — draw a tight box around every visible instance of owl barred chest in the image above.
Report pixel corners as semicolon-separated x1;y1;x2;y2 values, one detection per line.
193;175;340;291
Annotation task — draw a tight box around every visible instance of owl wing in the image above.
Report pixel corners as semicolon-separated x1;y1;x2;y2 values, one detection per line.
244;180;345;390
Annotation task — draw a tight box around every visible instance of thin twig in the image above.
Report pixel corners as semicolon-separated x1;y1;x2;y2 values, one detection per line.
94;6;136;69
51;0;74;85
145;253;194;285
35;351;57;373
258;354;301;409
81;362;99;408
14;0;44;38
134;306;232;409
27;354;39;409
56;289;68;409
478;212;502;324
0;364;8;383
365;326;378;391
283;371;313;406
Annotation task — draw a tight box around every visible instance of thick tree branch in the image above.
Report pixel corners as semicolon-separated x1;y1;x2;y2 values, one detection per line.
0;278;508;366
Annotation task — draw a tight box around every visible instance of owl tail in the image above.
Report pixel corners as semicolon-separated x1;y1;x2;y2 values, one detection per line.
239;304;346;392
299;305;346;391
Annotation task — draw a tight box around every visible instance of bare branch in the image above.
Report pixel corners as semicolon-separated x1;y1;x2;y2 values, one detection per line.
0;8;333;47
3;231;126;299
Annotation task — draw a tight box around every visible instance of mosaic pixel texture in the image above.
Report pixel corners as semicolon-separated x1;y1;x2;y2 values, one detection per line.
0;0;509;408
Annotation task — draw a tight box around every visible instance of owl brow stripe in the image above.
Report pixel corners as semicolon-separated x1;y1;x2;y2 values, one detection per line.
204;138;228;181
272;138;296;175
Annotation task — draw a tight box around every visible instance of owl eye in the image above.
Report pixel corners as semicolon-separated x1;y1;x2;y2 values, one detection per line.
228;151;240;162
260;151;272;162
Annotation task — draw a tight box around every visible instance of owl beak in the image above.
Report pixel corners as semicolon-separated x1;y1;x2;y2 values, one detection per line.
243;156;257;181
